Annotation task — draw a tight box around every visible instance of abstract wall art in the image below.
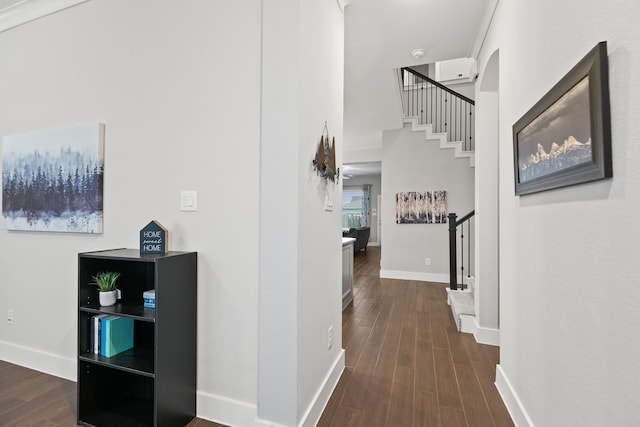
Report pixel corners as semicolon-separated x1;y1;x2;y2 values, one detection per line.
396;191;447;224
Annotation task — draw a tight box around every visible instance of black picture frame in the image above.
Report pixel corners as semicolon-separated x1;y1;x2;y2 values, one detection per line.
512;41;612;196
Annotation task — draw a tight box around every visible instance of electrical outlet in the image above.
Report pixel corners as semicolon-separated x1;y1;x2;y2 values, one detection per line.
425;258;431;266
327;326;333;349
7;309;14;325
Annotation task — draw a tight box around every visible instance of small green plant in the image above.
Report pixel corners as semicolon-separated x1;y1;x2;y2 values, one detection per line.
90;271;121;292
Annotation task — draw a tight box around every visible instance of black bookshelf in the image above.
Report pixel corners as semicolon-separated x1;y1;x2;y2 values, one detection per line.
77;249;197;427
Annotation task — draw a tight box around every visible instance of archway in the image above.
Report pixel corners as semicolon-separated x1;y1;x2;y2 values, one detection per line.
474;48;500;343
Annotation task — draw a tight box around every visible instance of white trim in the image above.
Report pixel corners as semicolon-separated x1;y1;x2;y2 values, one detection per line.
0;340;75;381
0;0;90;33
467;0;499;59
474;322;500;346
298;350;345;427
198;351;345;427
336;0;353;13
380;269;449;283
197;390;260;427
495;364;535;427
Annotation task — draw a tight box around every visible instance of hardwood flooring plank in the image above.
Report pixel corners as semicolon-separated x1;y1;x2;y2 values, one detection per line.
447;326;473;367
341;363;374;410
416;310;432;342
0;360;226;427
317;367;353;426
433;347;464;411
331;405;362;426
355;344;396;426
470;358;515;427
455;363;495;427
345;325;373;367
387;383;413;427
440;405;468;427
430;310;450;350
415;338;437;394
393;322;416;389
414;390;440;427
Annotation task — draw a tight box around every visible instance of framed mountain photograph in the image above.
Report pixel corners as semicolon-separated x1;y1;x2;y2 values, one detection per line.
512;42;612;196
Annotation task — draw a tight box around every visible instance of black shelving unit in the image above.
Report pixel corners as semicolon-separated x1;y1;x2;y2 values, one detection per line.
77;249;197;427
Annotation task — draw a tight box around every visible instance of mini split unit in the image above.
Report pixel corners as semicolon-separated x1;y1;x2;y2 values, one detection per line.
435;57;478;85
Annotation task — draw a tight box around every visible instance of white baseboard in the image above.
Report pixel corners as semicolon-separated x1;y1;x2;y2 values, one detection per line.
495;364;534;427
298;350;345;427
198;350;345;427
474;323;500;346
379;269;448;283
0;340;75;381
458;317;500;346
197;390;262;427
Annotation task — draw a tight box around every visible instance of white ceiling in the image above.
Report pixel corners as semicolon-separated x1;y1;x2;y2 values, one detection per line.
0;0;491;180
0;0;24;10
343;0;493;153
342;162;382;179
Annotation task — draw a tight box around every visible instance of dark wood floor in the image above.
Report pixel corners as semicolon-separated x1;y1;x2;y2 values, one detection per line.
318;246;514;427
0;360;224;426
0;246;512;426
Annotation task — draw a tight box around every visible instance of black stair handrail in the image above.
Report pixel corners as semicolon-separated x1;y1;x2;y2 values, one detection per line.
448;210;475;291
401;67;475;151
401;67;475;105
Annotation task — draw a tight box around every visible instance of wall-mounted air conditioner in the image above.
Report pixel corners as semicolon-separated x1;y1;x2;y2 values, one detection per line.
435;57;478;85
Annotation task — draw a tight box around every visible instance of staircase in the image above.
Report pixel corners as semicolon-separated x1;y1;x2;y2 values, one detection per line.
447;276;476;332
403;116;475;167
399;67;475;168
398;67;477;332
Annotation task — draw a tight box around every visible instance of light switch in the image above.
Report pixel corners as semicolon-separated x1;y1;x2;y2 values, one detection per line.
180;191;197;212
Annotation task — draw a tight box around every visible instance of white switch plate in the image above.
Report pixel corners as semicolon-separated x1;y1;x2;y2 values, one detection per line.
180;191;197;212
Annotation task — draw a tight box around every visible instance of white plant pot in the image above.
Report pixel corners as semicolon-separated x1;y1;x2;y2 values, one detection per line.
99;290;117;307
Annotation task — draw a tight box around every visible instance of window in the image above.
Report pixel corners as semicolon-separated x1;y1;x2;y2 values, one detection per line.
342;185;370;229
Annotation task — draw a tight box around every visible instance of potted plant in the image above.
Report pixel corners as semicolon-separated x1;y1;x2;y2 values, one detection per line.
91;271;121;306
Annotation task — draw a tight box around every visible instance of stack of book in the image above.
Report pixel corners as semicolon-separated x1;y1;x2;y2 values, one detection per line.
90;314;134;357
143;289;156;308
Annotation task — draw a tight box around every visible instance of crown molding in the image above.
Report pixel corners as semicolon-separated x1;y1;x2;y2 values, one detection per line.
336;0;354;13
0;0;90;33
467;0;499;59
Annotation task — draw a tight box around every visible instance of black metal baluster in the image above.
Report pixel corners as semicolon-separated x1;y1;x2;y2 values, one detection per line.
444;95;447;138
470;108;473;151
460;222;465;290
468;217;472;283
448;213;457;291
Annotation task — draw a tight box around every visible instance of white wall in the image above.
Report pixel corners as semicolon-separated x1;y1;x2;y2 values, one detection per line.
477;0;640;425
0;0;262;408
259;1;344;424
0;1;344;426
474;50;500;332
296;2;344;423
380;124;474;282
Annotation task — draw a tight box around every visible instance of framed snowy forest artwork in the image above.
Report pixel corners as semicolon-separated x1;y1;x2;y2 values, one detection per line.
2;123;105;233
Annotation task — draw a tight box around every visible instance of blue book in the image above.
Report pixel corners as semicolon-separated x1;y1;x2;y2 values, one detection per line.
100;316;134;358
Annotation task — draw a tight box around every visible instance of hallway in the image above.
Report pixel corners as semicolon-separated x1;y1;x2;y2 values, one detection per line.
318;247;513;426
